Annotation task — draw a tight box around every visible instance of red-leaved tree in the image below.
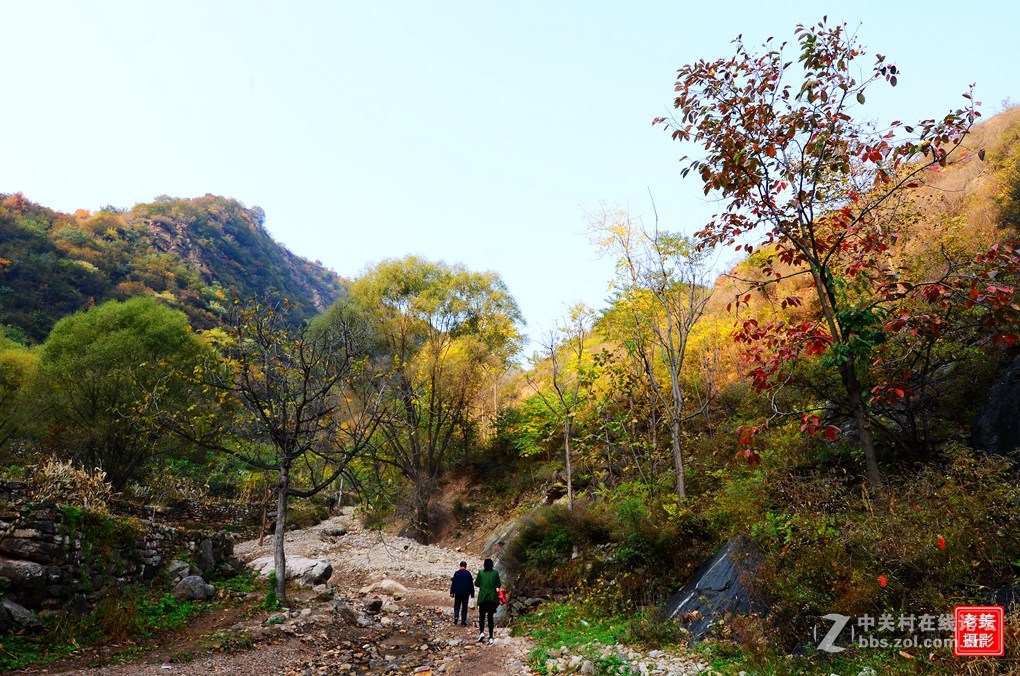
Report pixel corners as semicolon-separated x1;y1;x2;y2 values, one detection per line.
656;19;1019;495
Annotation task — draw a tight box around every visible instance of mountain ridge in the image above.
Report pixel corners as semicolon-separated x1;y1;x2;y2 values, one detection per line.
0;193;346;343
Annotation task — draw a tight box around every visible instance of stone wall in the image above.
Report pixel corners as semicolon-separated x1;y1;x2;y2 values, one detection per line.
109;494;260;532
0;479;241;616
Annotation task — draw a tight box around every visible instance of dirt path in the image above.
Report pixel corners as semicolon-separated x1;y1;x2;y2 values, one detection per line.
38;508;533;675
236;507;534;675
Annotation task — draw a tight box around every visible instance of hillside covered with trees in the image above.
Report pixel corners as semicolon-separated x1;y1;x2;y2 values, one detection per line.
0;193;346;344
3;18;1020;674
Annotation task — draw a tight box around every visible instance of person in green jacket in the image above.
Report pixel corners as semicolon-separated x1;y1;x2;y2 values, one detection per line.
474;558;501;643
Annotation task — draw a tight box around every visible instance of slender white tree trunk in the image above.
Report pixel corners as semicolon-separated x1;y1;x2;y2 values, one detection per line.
671;417;685;498
273;463;290;606
564;421;574;509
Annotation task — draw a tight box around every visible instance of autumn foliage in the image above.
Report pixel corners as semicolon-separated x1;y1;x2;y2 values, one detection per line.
654;18;1020;492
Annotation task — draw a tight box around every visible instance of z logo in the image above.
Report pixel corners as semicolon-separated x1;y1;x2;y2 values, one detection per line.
816;613;851;653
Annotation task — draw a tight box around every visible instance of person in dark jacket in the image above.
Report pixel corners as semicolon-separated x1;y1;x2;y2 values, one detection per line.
474;558;502;643
449;561;474;626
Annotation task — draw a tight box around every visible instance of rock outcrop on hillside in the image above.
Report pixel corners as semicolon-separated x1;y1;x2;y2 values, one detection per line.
132;195;346;320
971;356;1020;459
664;535;764;638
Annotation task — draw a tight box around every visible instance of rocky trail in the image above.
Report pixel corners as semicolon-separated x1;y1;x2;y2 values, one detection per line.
16;507;708;675
23;508;533;675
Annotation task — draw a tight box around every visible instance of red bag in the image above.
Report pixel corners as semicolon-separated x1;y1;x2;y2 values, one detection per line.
497;588;508;606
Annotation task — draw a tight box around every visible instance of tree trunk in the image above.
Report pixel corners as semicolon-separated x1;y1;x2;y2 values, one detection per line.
670;417;686;498
412;478;433;544
564;421;574;509
813;270;884;500
841;358;884;497
273;464;290;606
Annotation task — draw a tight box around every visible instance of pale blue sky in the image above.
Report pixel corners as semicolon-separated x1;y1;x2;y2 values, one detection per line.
2;1;1016;352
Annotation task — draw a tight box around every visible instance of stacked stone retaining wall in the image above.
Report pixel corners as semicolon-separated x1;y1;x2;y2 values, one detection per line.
0;479;240;616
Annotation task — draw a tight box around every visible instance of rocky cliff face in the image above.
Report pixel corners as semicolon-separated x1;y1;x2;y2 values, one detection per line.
972;356;1020;459
129;195;347;321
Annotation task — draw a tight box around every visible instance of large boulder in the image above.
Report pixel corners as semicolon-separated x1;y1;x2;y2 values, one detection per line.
195;538;217;575
0;558;48;608
172;575;215;601
972;356;1020;458
249;556;333;586
0;535;64;565
1;597;42;632
663;535;764;638
320;524;348;538
359;579;409;597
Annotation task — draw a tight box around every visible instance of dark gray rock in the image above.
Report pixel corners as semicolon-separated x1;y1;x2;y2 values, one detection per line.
44;564;63;584
0;558;48;607
66;593;88;614
46;584;72;599
309;561;332;585
0;536;65;564
991;583;1020;611
2;597;42;632
172;575;215;601
663;535;764;638
363;598;383;613
166;559;192;582
972;356;1020;458
217;555;246;578
195;538;216;574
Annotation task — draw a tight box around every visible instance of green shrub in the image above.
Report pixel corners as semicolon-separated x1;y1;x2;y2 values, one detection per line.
503;502;613;584
623;608;690;647
137;593;200;635
515;598;697;674
504;492;716;614
127;457;210;507
0;632;79;671
64;510;143;573
263;572;282;611
217;570;259;594
287;501;329;530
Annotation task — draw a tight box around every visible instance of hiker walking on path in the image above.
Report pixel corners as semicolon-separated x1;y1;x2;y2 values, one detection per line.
475;558;501;644
450;561;474;626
